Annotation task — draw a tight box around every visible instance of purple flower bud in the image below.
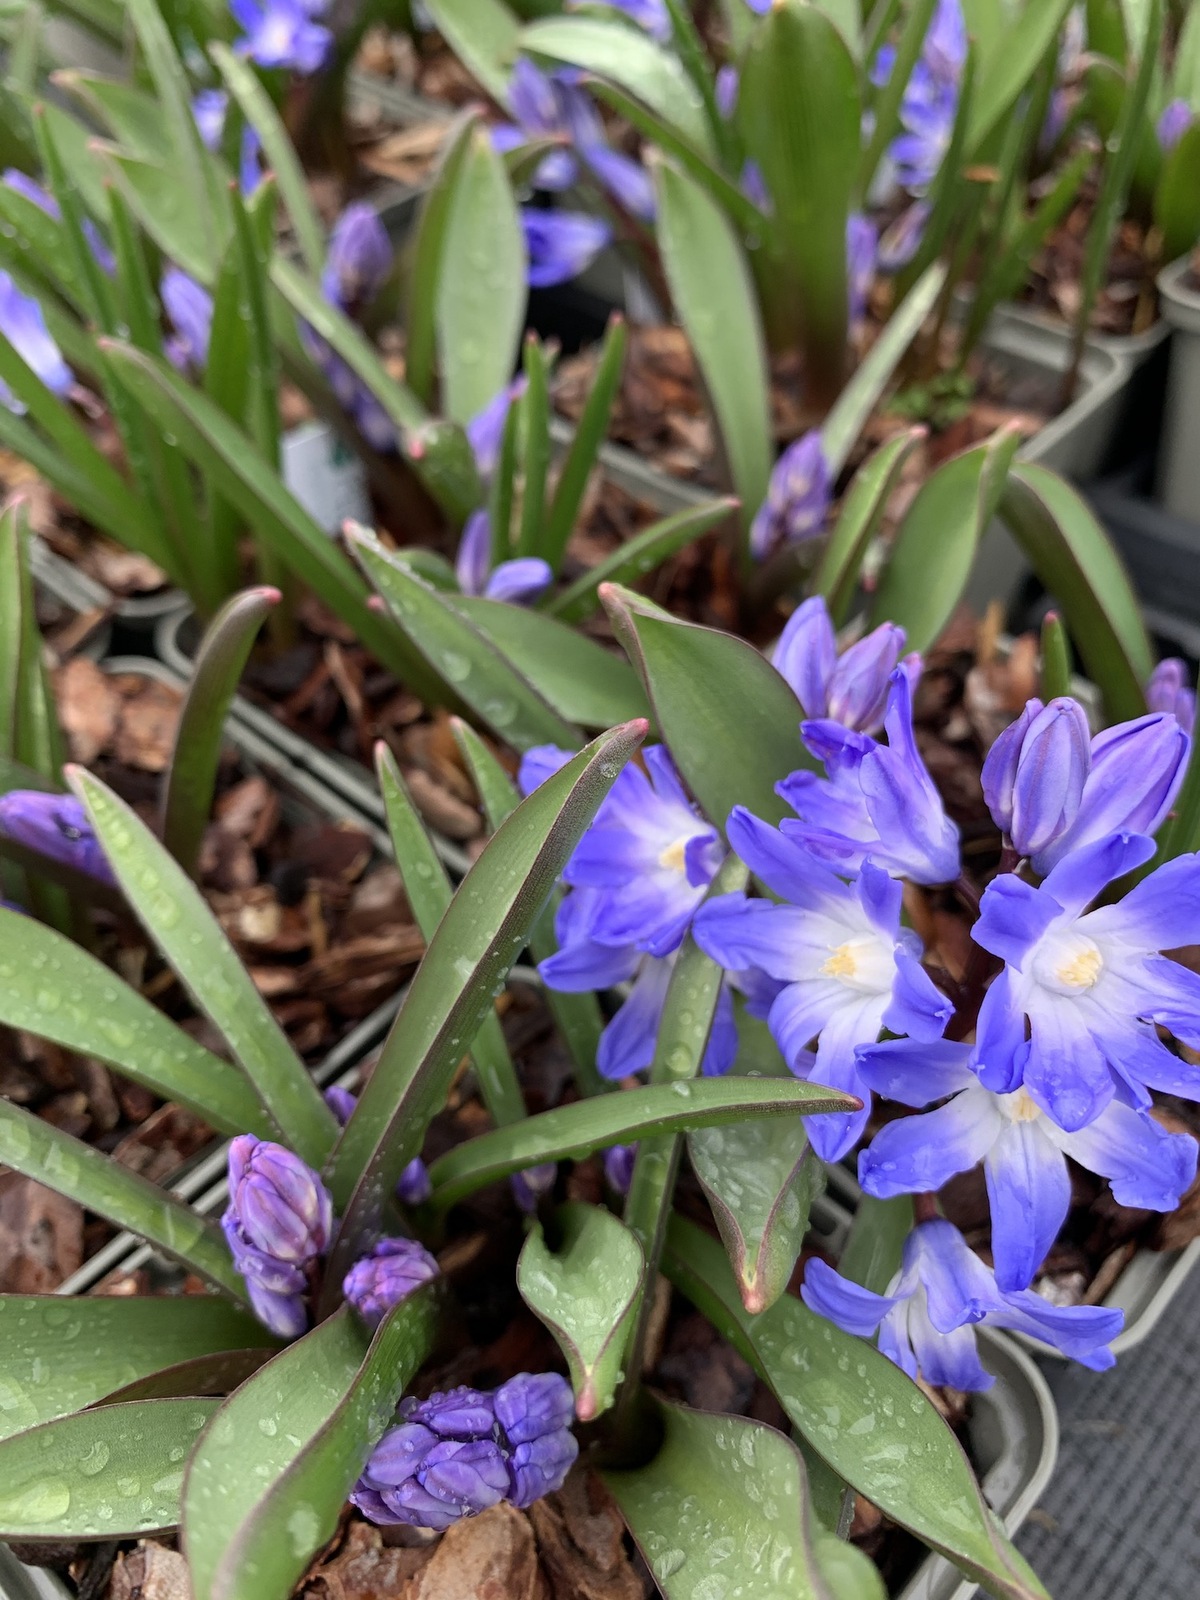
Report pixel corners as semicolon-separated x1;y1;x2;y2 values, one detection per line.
750;432;832;560
715;65;739;119
981;696;1090;857
509;57;564;137
569;0;670;40
740;159;771;211
511;1162;557;1213
230;0;332;74
603;1142;636;1194
485;558;554;605
322;203;391;313
466;378;527;480
0;272;72;409
0;792;114;884
1158;97;1193;154
224;1133;332;1268
774;598;914;734
847;213;877;327
161;267;213;375
878;202;931;271
522;210;612;289
355;1374;577;1528
192;90;228;150
343;1236;439;1325
581;146;656;222
1147;659;1195;735
323;1084;357;1125
397;1156;433;1206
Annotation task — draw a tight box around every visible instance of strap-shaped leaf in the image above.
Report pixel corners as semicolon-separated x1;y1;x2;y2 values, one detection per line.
348;528;581;751
543;315;628;571
184;1293;438;1600
604;1400;882;1600
405;111;478;407
68;767;337;1168
602;582;814;833
664;1218;1050;1600
870;426;1022;654
376;744;526;1129
0;1099;243;1299
737;0;859;400
51;70;164;160
427;1077;859;1211
522;16;713;154
101;145;219;284
652;154;771;546
0;906;268;1136
546;499;737;624
0;1399;219;1540
997;462;1151;720
968;0;1075;152
422;0;520;106
1154;121;1200;261
455;595;650;729
689;1120;820;1316
125;0;222;235
0;1296;275;1444
322;720;649;1285
436;125;525;426
162;587;280;879
518;1203;645;1421
811;429;925;625
837;1193;911;1296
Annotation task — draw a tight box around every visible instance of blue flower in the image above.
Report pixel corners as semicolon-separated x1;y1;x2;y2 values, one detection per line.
1147;658;1195;735
322;202;391;313
161;268;213;376
856;1037;1197;1291
983;700;1187;873
772;597;919;735
749;431;832;561
971;832;1200;1130
455;510;552;605
0;272;72;410
693;831;950;1160
466;378;527;480
568;0;671;40
873;0;965;196
877;201;930;271
0;792;113;884
777;670;961;886
522;210;612;289
801;1218;1123;1389
847;213;877;328
191;91;263;193
230;0;332;74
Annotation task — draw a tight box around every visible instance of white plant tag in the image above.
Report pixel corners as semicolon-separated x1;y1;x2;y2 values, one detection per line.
281;422;372;535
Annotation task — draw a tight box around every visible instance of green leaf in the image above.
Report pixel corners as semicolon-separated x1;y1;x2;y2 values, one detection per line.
518;1203;645;1420
348;529;581;749
651;154;771;544
665;1218;1051;1600
968;0;1076;152
427;1076;859;1211
1154;120;1200;261
68;767;338;1169
101;145;219;284
456;595;650;728
812;429;924;625
423;0;521;106
0;1399;218;1540
162;587;279;879
0;905;269;1136
870;426;1022;654
0;1296;275;1444
184;1294;438;1600
602;583;812;832
603;1401;852;1599
998;462;1152;720
522;16;713;153
125;0;222;235
515;335;551;556
820;263;946;475
689;1121;821;1316
546;499;737;624
211;42;325;279
436;125;526;426
404;111;478;408
1038;609;1073;703
51;70;164;161
837;1194;911;1296
737;0;860;400
375;743;526;1129
542;313;627;571
322;720;649;1287
0;1099;243;1298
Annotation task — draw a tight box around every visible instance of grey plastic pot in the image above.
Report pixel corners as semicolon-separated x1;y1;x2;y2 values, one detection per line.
1154;257;1200;523
30;532;186;635
808;1189;1058;1600
29;538;112;664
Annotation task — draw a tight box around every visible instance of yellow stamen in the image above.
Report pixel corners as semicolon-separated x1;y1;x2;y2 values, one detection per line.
1054;946;1103;989
821;942;859;981
658;837;689;873
1009;1088;1041;1123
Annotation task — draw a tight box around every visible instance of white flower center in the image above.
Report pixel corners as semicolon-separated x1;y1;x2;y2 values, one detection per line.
657;836;690;873
819;934;895;995
1033;930;1105;995
1001;1087;1042;1124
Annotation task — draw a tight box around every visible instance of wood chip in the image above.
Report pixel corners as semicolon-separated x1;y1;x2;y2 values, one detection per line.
108;1540;190;1600
54;657;121;764
528;1469;643;1600
411;1504;547;1600
0;1172;82;1292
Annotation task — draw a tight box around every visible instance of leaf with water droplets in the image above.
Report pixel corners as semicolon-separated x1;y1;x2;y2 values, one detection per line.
518;1204;645;1421
604;1400;870;1600
322;720;648;1292
664;1217;1051;1600
184;1292;438;1600
68;766;338;1171
349;528;581;753
0;1296;276;1444
0;1397;218;1540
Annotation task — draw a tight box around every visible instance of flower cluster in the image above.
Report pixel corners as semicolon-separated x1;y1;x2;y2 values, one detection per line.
222;1134;333;1338
352;1375;578;1529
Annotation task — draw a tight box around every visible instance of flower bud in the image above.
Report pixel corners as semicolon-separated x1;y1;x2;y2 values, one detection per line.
1159;98;1193;154
0;273;72;408
323;1084;357;1126
749;432;831;560
322;202;391;313
511;1162;557;1213
522;210;612;288
603;1143;636;1194
343;1237;439;1325
1147;659;1195;735
847;213;877;326
0;792;114;884
1050;712;1190;866
161;268;213;375
397;1156;433;1205
226;1134;333;1265
982;697;1090;857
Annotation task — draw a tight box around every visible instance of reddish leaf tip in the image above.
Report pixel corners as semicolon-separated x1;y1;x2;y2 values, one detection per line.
366;596;386;613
